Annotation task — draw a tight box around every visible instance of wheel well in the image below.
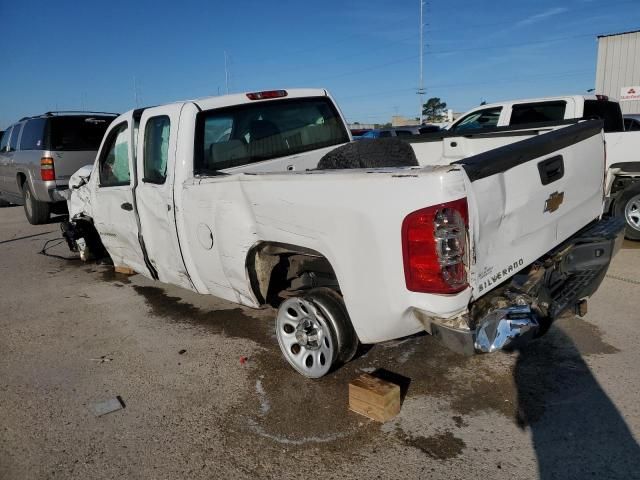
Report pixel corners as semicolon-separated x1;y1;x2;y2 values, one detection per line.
246;242;339;307
611;174;640;198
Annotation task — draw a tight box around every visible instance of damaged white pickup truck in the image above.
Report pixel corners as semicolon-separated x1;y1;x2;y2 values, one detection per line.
62;88;624;378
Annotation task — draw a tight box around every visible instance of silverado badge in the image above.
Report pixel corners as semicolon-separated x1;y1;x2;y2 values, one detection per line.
544;191;564;213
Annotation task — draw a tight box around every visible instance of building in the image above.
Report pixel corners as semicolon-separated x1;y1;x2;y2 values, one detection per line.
391;115;418;127
595;30;640;114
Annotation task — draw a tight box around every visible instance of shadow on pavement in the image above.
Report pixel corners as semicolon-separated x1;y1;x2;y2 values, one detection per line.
514;327;640;479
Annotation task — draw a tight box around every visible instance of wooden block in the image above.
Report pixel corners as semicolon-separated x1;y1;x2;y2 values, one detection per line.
349;373;401;422
114;265;135;275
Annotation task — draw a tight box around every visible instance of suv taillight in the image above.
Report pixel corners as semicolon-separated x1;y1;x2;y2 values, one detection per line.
40;157;55;181
402;198;469;294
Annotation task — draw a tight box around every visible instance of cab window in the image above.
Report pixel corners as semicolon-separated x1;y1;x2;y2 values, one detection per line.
99;123;130;187
452;107;502;132
510;101;566;126
143;116;170;184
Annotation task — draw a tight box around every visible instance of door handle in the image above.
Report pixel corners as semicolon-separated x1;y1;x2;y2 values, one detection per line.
121;202;133;211
538;155;564;185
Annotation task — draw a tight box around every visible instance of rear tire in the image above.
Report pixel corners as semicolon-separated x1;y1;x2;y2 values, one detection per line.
614;183;640;241
22;182;50;225
275;288;358;378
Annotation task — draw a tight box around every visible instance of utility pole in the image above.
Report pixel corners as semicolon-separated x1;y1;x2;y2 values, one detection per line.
224;51;230;95
418;0;425;124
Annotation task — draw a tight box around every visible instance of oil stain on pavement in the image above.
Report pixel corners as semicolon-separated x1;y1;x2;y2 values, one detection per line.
112;272;624;467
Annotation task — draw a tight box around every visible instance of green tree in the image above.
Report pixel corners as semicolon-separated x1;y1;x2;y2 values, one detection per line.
422;97;447;122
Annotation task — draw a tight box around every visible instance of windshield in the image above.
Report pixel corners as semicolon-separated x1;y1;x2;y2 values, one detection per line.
47;116;115;151
194;97;349;173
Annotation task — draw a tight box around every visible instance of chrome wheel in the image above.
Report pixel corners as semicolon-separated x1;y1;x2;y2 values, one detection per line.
625;194;640;232
276;297;336;378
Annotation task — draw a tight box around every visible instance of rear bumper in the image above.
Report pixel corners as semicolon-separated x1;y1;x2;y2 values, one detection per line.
428;216;625;355
31;179;68;203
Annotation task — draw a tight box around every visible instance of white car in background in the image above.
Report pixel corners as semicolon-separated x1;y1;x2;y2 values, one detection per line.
450;95;640;239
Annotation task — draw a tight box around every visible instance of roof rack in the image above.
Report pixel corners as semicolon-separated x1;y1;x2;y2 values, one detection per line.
16;111;119;122
42;111;119;116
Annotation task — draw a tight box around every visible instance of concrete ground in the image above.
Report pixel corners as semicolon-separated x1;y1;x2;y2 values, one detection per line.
1;204;639;480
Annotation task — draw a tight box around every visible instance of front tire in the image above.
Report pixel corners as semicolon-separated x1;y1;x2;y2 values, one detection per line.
23;182;50;225
615;183;640;241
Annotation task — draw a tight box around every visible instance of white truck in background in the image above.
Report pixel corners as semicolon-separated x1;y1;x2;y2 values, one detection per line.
62;89;623;378
447;95;640;239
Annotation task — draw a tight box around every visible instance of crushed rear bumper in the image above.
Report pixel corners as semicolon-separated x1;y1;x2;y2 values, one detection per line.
428;216;625;355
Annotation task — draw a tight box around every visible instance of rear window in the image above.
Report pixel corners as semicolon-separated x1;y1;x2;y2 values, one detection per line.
195;96;350;173
583;100;624;133
46;116;114;151
20;118;47;150
510;101;566;125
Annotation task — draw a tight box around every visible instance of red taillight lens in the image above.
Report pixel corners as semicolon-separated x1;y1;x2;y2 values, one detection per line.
402;198;469;294
40;157;55;181
246;90;288;100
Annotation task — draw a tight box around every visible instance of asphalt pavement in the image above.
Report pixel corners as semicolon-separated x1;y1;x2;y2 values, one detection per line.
1;204;639;479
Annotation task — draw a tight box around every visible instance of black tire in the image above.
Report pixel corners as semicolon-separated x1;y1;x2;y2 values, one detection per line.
317;138;419;170
614;183;640;241
304;288;359;365
22;182;50;225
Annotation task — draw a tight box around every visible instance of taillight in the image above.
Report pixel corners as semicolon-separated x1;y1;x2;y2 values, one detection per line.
40;157;55;181
402;198;468;294
246;90;288;100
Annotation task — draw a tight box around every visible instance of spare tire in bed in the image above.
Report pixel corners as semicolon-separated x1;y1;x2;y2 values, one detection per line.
317;138;419;170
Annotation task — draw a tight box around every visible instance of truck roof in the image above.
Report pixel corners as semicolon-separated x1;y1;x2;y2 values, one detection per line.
121;88;331;120
470;94;601;111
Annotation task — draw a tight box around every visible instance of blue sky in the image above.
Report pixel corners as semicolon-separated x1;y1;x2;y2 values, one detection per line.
0;0;639;128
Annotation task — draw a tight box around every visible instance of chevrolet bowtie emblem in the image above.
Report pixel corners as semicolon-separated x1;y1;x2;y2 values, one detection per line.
544;191;564;213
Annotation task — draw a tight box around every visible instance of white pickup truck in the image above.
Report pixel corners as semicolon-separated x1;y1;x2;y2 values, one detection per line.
62;89;623;378
449;94;640;239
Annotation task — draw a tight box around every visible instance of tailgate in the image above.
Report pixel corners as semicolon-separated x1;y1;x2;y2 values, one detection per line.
455;120;605;297
52;150;97;185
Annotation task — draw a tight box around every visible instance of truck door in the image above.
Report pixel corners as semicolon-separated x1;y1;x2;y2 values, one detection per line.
91;113;150;275
134;105;193;290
